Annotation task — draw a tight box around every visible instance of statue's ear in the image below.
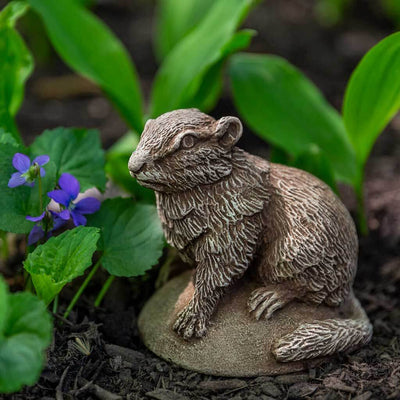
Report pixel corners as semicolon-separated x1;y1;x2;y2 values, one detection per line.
215;116;243;147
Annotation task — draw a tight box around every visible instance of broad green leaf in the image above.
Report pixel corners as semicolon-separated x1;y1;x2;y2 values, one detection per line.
0;278;52;394
24;226;100;305
290;145;337;192
0;1;33;143
28;0;144;132
154;0;215;60
87;198;164;277
0;1;29;27
150;0;257;117
189;29;256;112
343;32;400;166
229;53;357;184
0;133;56;233
105;132;154;202
30;127;106;192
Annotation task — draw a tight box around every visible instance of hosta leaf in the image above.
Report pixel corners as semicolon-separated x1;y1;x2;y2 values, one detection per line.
27;0;144;132
0;132;56;233
291;145;337;193
30;127;106;192
105;131;154;202
343;32;400;166
229;53;357;185
0;276;52;393
87;198;164;277
150;0;257;117
24;226;100;305
154;0;215;60
0;1;33;142
189;29;256;112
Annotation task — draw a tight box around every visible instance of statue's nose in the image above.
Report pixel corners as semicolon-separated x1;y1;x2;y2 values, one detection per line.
128;152;147;174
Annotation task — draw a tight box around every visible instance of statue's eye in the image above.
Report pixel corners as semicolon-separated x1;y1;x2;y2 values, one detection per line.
181;134;196;149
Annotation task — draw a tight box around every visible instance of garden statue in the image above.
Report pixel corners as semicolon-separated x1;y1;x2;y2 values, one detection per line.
128;108;372;376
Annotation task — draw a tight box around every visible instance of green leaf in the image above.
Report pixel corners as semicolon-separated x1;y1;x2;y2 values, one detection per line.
0;1;29;27
0;1;33;143
154;0;216;60
106;132;154;201
189;29;256;112
87;198;164;277
30;127;106;192
24;226;100;305
0;133;56;233
343;32;400;166
290;144;338;193
229;53;357;185
150;0;256;117
0;276;52;394
27;0;144;132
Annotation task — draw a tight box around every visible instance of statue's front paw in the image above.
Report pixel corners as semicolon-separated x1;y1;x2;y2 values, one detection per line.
173;302;207;339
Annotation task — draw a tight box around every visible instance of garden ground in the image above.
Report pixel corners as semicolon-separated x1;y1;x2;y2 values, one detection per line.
2;0;400;399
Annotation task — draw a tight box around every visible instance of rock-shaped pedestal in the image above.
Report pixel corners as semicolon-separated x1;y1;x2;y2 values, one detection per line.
138;271;366;377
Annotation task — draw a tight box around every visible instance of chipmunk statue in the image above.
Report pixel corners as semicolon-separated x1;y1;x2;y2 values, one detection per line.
128;108;372;362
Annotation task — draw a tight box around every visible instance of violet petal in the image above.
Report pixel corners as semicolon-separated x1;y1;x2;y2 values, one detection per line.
57;209;71;220
74;197;101;214
71;211;86;226
28;225;45;245
52;215;67;230
40;167;46;178
32;155;50;166
8;172;26;188
58;173;80;200
12;153;30;173
47;189;71;207
26;212;46;222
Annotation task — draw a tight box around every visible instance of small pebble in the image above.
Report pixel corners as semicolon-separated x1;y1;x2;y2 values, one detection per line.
287;382;319;398
261;382;282;397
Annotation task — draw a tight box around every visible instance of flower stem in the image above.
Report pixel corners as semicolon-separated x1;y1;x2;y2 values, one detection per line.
38;172;43;212
52;295;59;314
63;258;102;319
94;275;115;307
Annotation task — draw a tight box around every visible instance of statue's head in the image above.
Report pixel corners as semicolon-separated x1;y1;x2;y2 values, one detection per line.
128;108;243;192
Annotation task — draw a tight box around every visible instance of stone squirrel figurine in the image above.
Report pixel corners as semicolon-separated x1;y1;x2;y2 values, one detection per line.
128;108;372;362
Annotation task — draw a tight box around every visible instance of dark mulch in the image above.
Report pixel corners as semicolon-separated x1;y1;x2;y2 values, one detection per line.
2;1;400;399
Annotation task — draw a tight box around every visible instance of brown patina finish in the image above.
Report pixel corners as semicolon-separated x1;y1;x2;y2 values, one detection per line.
129;108;372;362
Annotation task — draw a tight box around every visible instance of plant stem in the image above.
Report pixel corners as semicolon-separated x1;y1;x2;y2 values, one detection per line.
355;170;368;236
63;258;102;319
155;246;176;289
52;295;59;314
38;172;43;212
94;275;115;307
24;271;33;292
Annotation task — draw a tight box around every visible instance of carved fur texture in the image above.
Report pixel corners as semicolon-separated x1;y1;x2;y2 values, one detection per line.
128;108;372;362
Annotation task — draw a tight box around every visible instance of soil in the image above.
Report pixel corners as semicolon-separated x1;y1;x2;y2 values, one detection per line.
2;0;400;399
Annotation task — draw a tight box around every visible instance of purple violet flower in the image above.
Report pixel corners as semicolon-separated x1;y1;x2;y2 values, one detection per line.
8;153;49;188
26;212;46;245
48;173;100;226
26;211;67;245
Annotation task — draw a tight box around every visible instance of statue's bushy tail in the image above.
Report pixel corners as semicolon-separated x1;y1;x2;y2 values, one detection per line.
272;301;372;362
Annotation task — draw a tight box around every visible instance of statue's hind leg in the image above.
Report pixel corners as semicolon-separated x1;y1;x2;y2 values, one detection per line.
247;283;295;320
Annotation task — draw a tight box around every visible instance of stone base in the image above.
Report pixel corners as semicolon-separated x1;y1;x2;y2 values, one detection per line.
138;271;367;377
